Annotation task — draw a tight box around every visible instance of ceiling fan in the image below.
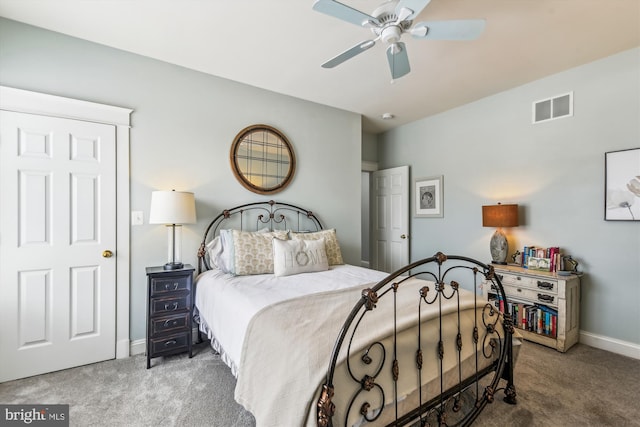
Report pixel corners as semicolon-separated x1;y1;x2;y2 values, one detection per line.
312;0;486;80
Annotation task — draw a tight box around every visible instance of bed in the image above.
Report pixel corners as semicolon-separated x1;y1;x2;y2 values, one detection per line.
194;200;517;427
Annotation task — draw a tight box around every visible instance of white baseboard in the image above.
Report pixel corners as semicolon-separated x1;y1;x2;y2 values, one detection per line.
580;330;640;360
130;338;146;356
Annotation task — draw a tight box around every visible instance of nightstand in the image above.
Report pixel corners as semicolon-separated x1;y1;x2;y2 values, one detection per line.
145;264;195;368
484;264;581;352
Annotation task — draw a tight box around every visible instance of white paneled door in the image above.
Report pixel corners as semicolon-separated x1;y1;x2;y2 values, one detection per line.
372;166;409;273
0;111;117;382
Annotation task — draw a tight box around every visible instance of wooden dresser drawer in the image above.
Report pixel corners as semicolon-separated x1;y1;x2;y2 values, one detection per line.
149;333;189;356
503;286;558;307
497;272;558;295
150;276;190;296
150;313;190;335
150;294;191;316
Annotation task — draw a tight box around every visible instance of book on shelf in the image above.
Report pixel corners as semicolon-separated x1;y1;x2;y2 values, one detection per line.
487;293;558;338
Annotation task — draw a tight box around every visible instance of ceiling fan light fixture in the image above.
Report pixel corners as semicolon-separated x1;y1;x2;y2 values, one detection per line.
381;25;402;44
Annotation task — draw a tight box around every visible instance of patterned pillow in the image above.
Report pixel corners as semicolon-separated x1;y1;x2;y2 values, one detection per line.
273;238;329;277
231;229;288;275
290;229;344;265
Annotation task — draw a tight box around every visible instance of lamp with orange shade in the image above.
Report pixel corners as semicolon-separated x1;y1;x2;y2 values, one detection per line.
482;203;518;264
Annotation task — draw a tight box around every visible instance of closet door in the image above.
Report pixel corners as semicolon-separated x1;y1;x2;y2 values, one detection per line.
0;111;117;382
372;165;410;273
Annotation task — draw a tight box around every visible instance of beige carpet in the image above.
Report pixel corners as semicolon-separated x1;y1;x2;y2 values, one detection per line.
1;340;639;426
476;341;640;426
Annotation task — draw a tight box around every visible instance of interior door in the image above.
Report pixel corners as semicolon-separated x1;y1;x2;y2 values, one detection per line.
372;166;409;273
0;111;117;382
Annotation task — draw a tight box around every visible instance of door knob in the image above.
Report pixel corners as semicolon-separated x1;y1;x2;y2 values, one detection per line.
400;234;407;239
102;250;114;258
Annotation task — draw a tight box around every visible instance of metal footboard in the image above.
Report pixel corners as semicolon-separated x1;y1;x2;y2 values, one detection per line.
317;252;517;427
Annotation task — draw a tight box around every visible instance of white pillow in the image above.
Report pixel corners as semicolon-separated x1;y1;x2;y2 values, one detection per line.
290;229;344;265
216;229;236;274
273;237;329;277
205;236;222;269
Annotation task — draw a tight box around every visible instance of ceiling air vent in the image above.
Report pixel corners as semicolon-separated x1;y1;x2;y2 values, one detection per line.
532;92;573;124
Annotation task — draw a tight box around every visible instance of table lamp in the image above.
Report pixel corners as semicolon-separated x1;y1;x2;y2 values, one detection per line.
149;190;197;270
482;203;518;264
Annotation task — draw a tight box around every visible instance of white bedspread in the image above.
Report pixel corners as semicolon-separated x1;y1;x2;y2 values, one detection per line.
194;264;389;376
195;265;483;427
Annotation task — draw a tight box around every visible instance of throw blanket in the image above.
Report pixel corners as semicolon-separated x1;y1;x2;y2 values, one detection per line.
234;277;478;427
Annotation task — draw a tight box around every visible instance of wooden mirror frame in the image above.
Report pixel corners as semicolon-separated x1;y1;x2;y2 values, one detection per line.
230;124;296;195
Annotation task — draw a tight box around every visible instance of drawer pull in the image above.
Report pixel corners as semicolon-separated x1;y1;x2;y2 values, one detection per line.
164;302;179;311
164;340;177;346
163;319;178;327
537;294;554;303
537;281;554;290
165;282;180;291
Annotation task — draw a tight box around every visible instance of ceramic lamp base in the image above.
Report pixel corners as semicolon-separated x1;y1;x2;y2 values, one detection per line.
489;228;508;264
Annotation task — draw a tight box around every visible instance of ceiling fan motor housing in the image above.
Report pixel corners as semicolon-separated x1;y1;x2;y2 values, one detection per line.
371;0;413;45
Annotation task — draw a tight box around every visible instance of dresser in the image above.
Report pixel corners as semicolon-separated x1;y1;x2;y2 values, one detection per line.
145;265;194;368
484;264;581;352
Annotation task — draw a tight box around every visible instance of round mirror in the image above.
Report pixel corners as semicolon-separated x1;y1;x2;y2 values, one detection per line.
230;124;296;194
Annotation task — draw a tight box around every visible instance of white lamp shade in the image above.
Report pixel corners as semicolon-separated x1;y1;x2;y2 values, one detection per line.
149;191;196;225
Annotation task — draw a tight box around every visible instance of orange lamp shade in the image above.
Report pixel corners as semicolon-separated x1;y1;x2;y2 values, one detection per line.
482;204;519;228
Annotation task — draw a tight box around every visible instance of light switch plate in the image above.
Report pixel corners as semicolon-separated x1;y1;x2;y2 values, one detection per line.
131;211;144;225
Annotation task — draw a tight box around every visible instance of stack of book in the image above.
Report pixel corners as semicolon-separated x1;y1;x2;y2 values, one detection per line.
521;246;561;272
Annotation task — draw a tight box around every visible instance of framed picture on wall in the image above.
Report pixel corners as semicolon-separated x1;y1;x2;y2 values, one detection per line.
414;176;443;218
605;147;640;221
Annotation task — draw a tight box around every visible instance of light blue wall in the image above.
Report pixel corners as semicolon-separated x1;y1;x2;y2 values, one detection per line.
0;18;363;342
378;48;640;346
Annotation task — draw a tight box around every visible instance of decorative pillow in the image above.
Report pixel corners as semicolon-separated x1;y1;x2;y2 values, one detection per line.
273;238;329;277
216;229;236;274
290;229;344;265
231;229;288;275
205;236;222;268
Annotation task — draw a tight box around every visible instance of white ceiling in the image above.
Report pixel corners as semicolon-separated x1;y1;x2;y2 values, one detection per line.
1;0;638;133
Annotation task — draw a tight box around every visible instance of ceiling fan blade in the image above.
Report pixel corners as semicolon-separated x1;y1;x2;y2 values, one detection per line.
313;0;380;27
411;19;486;40
321;40;377;69
386;42;410;80
395;0;432;21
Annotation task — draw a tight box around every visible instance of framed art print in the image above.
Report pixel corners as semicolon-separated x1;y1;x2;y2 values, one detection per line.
605;148;640;221
414;176;443;218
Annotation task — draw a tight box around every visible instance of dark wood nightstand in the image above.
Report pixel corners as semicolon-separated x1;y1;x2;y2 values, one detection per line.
145;264;195;368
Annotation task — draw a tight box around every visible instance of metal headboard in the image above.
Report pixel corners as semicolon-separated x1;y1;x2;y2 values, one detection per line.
196;200;323;274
